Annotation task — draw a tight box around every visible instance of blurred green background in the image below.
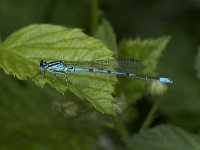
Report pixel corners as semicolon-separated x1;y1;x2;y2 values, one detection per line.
1;0;200;149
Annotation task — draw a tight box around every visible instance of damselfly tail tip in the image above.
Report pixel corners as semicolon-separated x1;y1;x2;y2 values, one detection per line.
159;77;173;84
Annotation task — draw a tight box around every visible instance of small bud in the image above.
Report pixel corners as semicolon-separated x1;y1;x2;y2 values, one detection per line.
53;100;78;118
113;94;127;114
148;81;167;97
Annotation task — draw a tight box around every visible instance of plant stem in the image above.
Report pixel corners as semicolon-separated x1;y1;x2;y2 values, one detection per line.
91;0;99;35
139;98;160;131
44;0;59;22
114;118;129;139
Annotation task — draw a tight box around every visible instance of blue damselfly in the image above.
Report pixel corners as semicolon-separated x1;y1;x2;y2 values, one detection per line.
36;59;173;84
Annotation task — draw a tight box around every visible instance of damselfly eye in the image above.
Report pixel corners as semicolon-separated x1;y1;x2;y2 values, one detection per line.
40;60;47;67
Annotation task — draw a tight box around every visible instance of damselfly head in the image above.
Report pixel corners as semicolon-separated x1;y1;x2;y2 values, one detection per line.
39;60;48;71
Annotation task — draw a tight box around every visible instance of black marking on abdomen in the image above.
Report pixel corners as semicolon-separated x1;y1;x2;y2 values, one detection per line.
107;71;111;74
89;69;93;72
71;67;75;72
126;73;129;76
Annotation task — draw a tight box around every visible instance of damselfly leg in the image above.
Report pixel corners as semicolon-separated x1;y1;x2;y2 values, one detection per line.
31;71;46;80
50;71;71;87
64;74;71;86
52;73;57;87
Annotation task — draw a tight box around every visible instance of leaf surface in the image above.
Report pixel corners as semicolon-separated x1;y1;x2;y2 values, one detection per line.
95;18;118;52
0;24;117;114
126;125;200;150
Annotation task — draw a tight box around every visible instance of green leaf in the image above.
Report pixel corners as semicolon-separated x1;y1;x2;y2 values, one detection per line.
195;47;200;78
118;37;170;102
0;24;117;114
95;18;118;52
126;125;200;150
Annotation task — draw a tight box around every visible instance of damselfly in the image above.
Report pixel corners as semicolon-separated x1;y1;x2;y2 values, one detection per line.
36;59;173;84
